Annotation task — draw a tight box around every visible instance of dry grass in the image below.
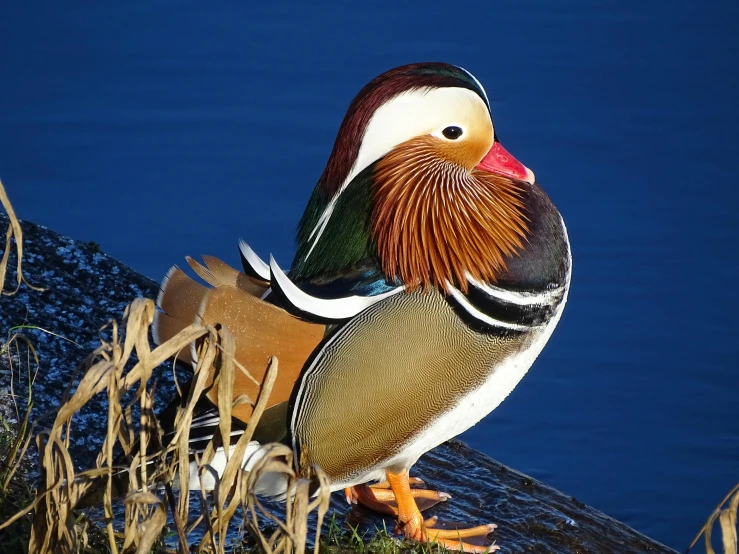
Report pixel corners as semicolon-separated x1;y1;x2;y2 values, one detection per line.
1;179;44;295
0;328;39;552
0;179;330;553
1;179;42;550
686;484;739;554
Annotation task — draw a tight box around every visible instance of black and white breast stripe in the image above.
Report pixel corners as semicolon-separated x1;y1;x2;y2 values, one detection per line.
446;206;573;335
445;276;566;335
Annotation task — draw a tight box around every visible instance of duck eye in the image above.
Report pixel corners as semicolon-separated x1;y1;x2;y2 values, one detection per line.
442;126;463;140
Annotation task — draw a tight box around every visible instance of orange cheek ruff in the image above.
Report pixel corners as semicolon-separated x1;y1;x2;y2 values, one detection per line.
372;137;529;294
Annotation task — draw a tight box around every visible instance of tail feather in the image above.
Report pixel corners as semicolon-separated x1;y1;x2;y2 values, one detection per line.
153;266;210;365
154;254;326;425
187;254;268;297
157;266;209;325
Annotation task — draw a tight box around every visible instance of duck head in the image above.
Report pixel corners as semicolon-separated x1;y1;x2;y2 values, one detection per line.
292;62;535;294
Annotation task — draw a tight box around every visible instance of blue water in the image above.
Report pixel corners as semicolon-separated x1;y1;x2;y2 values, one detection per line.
2;1;738;549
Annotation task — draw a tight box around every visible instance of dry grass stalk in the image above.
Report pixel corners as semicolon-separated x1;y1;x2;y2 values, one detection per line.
1;180;44;548
0;333;39;550
0;178;45;295
686;483;739;554
244;445;331;554
0;184;330;552
1;333;39;490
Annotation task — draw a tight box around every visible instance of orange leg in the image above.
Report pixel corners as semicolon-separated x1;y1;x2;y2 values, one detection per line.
345;484;398;516
344;477;449;514
385;468;499;553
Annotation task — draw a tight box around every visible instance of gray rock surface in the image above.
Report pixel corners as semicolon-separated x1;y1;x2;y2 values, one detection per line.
0;213;677;553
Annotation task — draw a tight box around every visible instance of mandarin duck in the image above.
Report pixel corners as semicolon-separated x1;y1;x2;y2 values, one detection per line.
153;62;571;552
